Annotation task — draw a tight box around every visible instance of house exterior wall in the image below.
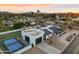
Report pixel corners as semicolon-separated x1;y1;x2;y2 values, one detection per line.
21;29;45;46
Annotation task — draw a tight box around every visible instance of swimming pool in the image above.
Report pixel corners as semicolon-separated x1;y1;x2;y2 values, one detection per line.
3;38;24;53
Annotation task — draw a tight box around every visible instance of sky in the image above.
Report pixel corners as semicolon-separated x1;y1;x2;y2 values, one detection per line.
0;4;79;13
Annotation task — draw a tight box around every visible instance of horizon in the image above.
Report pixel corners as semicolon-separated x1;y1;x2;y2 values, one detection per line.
0;4;79;13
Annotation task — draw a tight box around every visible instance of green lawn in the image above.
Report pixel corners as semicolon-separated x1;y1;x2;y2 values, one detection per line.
0;31;21;43
0;27;14;32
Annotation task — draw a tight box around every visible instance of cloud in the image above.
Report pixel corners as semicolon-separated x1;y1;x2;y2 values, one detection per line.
0;4;78;13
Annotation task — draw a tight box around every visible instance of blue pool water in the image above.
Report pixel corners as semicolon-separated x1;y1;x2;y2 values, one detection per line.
3;38;17;45
3;38;24;53
6;42;23;53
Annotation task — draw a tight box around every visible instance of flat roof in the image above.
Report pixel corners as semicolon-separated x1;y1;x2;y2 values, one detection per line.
41;29;52;36
24;28;43;35
24;29;40;36
49;27;62;34
22;27;45;38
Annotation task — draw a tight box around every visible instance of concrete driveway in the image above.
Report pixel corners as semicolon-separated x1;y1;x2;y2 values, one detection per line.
37;42;61;54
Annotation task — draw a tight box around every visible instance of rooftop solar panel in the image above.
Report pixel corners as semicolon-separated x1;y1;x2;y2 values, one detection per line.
42;29;52;36
49;27;62;34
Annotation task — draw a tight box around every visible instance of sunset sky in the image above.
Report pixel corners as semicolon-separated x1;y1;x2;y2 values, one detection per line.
0;4;79;13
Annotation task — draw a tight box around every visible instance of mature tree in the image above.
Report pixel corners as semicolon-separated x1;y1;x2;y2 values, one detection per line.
13;22;25;29
0;15;7;32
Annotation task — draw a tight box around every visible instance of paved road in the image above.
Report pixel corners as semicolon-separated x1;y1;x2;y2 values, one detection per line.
62;34;79;54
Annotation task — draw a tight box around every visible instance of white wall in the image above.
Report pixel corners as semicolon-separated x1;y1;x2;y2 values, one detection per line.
0;29;22;36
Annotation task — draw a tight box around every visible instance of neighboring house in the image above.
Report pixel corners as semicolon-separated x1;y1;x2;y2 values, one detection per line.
56;15;60;20
3;20;13;27
27;17;35;22
27;17;36;25
72;17;79;21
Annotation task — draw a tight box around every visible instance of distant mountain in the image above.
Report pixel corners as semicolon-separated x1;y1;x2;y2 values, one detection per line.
0;11;14;14
0;11;50;15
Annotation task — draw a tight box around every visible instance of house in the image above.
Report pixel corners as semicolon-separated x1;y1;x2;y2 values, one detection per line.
72;17;79;21
3;20;13;27
27;17;35;22
47;25;63;35
40;25;63;39
0;25;63;54
27;17;36;25
21;27;45;47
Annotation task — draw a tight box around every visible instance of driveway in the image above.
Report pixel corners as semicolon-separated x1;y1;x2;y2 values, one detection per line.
37;42;61;54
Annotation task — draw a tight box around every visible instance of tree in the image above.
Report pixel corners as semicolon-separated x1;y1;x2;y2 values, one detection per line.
0;15;7;32
25;22;31;27
68;25;73;30
13;22;25;29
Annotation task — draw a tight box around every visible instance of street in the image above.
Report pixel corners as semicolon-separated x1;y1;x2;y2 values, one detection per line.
62;34;79;54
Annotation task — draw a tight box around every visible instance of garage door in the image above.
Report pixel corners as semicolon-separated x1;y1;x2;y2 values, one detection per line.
25;36;30;43
36;37;42;45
